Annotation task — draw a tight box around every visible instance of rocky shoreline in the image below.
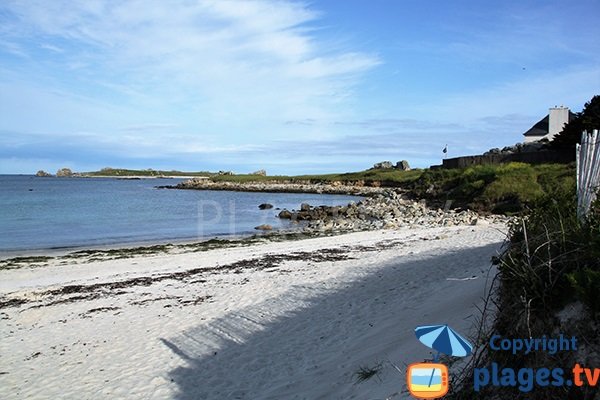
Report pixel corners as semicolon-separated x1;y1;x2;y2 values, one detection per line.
166;178;387;196
170;178;508;234
277;189;508;233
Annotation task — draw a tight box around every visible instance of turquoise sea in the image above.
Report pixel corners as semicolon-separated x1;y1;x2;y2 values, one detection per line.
0;175;359;253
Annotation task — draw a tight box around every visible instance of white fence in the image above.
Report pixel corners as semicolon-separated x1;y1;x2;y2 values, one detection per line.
576;129;600;221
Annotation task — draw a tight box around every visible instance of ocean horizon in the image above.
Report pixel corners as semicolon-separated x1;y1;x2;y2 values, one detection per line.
0;175;360;253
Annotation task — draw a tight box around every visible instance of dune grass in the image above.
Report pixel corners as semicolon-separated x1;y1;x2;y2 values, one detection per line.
409;162;575;213
449;189;600;399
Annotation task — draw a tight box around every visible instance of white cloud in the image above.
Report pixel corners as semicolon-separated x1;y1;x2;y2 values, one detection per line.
1;0;380;127
432;66;600;123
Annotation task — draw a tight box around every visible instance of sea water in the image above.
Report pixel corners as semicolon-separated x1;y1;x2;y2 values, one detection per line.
0;175;360;252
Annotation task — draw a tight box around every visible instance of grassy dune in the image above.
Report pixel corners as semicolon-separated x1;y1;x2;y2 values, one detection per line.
450;177;599;399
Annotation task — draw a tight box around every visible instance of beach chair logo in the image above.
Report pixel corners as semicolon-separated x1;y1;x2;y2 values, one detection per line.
407;324;473;399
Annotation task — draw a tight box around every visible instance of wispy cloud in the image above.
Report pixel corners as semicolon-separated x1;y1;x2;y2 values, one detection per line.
1;0;380;123
1;1;598;174
120;124;180;133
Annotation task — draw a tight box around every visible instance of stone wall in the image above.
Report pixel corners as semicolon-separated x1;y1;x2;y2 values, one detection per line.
441;151;574;169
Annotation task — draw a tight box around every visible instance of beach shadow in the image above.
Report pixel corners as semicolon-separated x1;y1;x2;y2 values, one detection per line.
161;241;503;400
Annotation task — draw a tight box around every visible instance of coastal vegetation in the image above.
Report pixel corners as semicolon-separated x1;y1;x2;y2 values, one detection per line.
551;95;600;150
450;185;600;399
208;162;575;215
81;167;214;177
409;162;575;213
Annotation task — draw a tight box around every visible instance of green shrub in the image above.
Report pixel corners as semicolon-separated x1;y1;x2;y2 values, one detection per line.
567;268;600;314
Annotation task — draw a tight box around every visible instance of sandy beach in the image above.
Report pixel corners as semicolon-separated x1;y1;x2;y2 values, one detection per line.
0;224;506;399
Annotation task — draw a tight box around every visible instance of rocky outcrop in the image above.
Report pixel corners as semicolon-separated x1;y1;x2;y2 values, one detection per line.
172;179;506;234
483;142;546;156
278;189;508;233
173;179;387;196
396;160;411;170
56;168;73;177
251;169;267;176
258;203;273;210
373;161;393;169
373;160;411;170
35;170;52;177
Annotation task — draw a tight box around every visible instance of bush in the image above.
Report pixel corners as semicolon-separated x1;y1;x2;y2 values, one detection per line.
497;188;600;312
409;162;574;214
567;268;600;314
449;188;600;399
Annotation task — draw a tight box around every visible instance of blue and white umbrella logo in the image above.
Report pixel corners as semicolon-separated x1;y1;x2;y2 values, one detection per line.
415;324;473;361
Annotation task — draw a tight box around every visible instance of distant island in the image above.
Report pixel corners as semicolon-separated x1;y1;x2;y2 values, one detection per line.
35;167;216;179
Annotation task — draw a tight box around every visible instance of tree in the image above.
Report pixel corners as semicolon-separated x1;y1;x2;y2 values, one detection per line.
551;95;600;149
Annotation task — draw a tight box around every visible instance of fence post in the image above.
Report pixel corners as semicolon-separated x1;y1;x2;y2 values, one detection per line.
577;129;600;221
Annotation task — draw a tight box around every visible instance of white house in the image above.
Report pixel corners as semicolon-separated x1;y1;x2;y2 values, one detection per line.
523;106;574;143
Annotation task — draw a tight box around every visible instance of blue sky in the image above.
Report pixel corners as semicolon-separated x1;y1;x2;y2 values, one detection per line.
1;0;599;174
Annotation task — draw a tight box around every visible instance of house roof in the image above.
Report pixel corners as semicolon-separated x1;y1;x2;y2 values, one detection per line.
522;111;576;137
523;115;549;137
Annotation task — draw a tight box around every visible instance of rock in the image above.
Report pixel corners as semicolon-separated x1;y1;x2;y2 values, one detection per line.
173;179;507;234
173;179;388;197
278;210;293;219
373;161;393;169
35;170;52;177
395;160;411;170
56;168;73;177
258;203;273;210
296;211;312;220
254;224;273;230
252;169;267;176
521;142;545;152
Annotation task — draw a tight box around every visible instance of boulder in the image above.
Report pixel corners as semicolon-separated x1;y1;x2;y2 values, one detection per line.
373;161;393;169
252;169;267;176
258;203;273;210
300;203;311;211
395;160;411;170
521;142;545;153
485;148;501;155
296;211;312;220
278;210;293;219
254;224;273;230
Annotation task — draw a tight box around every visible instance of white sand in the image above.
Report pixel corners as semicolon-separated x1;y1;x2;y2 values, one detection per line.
0;224;507;399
